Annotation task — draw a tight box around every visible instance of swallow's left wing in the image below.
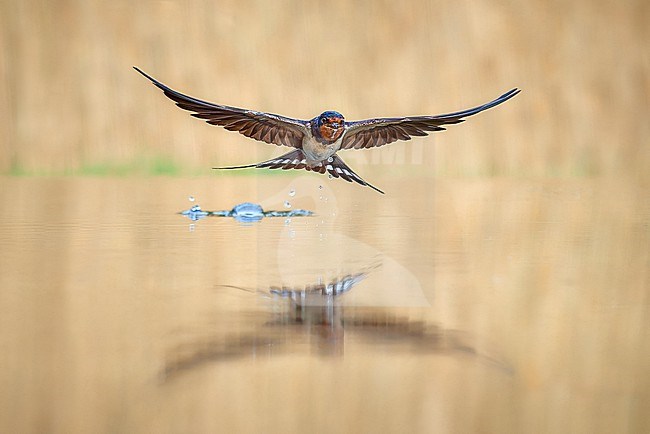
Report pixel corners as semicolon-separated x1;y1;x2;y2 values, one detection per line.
134;67;309;148
341;88;520;150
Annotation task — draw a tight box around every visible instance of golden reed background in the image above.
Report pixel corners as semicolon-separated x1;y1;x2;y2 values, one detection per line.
0;0;648;179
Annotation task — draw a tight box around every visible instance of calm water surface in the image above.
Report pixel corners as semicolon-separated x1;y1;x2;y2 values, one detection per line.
0;176;648;433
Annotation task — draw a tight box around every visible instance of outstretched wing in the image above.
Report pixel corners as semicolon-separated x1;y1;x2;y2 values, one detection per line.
214;150;385;194
341;88;520;150
134;67;309;148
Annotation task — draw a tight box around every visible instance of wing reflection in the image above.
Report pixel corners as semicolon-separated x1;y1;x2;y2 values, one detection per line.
163;269;511;380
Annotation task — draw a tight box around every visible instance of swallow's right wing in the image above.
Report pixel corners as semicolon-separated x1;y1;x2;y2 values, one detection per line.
134;67;310;149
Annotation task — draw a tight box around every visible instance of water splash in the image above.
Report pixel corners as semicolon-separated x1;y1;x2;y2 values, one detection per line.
230;202;265;222
180;204;210;221
180;202;313;224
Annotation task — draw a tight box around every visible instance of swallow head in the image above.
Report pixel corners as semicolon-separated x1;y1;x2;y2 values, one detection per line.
317;111;345;142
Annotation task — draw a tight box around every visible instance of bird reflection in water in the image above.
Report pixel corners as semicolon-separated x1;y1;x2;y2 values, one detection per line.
163;268;511;379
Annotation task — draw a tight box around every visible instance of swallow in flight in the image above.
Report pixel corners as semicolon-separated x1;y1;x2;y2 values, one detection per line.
135;67;519;194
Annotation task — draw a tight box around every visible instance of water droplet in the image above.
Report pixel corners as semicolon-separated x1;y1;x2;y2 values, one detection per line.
318;185;323;190
288;189;296;197
327;157;334;163
328;174;333;179
319;195;323;201
284;218;291;225
324;197;328;202
188;196;195;202
284;200;291;209
189;224;195;232
289;230;296;238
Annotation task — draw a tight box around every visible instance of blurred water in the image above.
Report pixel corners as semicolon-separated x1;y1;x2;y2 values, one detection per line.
0;176;648;433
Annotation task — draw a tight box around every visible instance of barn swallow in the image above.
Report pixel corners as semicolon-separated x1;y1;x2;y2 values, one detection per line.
135;67;519;194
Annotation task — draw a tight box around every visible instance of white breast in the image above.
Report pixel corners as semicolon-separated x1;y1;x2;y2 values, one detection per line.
301;135;343;166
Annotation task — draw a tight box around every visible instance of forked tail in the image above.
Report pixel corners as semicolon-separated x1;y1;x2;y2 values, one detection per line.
213;150;384;194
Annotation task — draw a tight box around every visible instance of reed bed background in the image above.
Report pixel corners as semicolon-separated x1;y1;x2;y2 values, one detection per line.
0;0;648;181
